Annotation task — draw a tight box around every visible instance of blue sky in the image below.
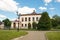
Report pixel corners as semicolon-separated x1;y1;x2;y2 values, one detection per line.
0;0;60;21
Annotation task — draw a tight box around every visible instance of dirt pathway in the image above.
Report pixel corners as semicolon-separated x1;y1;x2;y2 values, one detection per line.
13;31;46;40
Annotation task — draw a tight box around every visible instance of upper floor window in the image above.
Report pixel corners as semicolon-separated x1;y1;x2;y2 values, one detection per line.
29;17;31;21
22;18;24;22
33;17;34;21
36;17;38;21
25;17;27;21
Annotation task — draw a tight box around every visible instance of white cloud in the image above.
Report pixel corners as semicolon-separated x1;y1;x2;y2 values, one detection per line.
18;6;36;14
44;0;52;3
49;8;55;10
10;18;17;21
0;0;19;12
39;7;47;11
55;0;60;2
44;0;52;6
0;14;7;21
45;3;48;6
0;14;7;18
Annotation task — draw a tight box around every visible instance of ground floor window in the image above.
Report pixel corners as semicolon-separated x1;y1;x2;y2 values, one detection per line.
25;24;27;27
13;22;16;28
22;24;23;27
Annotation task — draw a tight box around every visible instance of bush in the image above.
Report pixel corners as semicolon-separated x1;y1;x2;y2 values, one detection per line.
51;19;58;29
32;22;37;29
56;25;60;29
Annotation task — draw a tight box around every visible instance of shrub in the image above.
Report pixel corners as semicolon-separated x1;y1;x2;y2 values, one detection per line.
32;22;37;29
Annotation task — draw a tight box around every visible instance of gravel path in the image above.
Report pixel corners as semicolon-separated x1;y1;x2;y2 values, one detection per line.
13;31;46;40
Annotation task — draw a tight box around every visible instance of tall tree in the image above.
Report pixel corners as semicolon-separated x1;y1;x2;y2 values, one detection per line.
2;18;11;29
37;12;51;30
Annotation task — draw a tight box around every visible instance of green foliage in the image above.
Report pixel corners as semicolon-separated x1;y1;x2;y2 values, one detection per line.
32;22;37;29
37;12;51;30
52;15;60;29
56;25;60;29
2;18;11;29
28;23;31;29
51;19;58;28
53;15;60;25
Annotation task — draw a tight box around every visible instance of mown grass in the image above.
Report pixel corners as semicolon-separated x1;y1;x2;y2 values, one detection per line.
46;32;60;40
0;30;28;40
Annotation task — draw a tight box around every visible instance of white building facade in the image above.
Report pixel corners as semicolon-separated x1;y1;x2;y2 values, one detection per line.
11;11;41;29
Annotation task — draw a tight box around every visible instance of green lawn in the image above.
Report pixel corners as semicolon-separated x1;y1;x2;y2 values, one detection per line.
0;30;28;40
46;32;60;40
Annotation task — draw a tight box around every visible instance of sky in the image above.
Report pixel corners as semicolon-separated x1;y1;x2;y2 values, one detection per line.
0;0;60;21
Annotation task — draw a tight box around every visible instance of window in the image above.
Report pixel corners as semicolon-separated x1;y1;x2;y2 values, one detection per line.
25;24;27;27
22;18;24;22
25;17;27;21
36;17;38;21
33;17;34;21
22;24;23;27
29;17;30;21
14;23;16;28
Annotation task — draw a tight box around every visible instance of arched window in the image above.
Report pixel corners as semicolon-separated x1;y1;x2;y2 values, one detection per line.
28;23;31;29
13;22;16;28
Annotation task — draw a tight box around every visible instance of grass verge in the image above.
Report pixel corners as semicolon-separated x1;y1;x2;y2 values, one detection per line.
46;32;60;40
0;30;28;40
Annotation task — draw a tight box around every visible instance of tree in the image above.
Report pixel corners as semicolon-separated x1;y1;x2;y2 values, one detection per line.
2;18;11;29
51;15;60;29
51;19;58;28
32;22;37;29
37;12;51;30
53;15;60;25
28;23;31;29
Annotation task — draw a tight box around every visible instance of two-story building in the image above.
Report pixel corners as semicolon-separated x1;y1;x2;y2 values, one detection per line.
11;10;41;29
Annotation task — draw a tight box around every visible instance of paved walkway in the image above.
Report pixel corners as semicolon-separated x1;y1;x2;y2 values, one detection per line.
12;31;47;40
